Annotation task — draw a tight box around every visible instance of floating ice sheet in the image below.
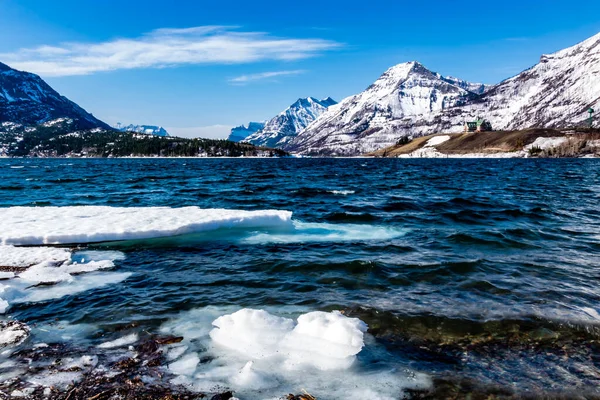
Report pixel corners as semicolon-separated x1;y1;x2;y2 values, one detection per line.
0;206;293;245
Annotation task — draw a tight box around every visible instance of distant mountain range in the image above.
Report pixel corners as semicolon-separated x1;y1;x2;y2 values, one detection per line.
229;97;337;148
114;123;170;137
2;31;599;157
287;33;600;155
0;62;109;130
227;122;266;142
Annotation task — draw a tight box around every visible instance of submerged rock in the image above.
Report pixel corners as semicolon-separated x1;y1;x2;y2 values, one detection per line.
1;335;206;399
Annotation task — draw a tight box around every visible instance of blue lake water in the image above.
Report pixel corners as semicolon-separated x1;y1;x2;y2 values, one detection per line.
1;158;600;398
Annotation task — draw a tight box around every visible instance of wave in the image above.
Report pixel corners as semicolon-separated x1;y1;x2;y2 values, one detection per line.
323;212;379;223
0;206;293;245
242;221;407;244
293;187;355;197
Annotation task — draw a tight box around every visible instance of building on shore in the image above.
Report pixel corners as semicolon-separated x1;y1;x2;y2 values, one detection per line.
464;118;493;133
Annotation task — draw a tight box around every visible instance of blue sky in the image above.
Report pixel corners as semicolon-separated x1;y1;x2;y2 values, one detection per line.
1;0;599;138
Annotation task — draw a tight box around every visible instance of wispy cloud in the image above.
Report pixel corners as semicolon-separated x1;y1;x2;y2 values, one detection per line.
229;69;306;84
0;26;341;77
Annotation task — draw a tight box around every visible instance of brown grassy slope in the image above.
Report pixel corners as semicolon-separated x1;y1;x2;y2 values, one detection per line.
436;128;561;154
368;128;569;157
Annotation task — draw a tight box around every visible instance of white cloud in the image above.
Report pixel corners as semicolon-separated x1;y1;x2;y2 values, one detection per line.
166;125;233;139
229;69;306;84
0;26;340;77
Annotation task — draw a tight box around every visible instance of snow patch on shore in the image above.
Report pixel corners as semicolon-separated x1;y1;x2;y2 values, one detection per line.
424;135;451;147
399;147;525;159
525;137;568;150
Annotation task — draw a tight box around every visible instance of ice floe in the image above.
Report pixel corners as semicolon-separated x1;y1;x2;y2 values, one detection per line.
0;245;71;267
0;206;293;245
0;245;128;313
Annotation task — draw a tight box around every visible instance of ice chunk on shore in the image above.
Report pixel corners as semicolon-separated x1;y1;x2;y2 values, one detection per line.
0;299;8;314
168;353;200;376
97;333;138;349
210;309;367;370
284;311;367;370
0;320;29;347
211;309;295;359
162;307;430;398
0;206;293;245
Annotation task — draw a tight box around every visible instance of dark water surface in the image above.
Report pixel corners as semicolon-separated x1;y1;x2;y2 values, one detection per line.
1;158;600;398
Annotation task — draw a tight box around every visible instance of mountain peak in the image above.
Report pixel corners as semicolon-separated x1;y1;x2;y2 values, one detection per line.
0;62;109;129
290;97;336;110
242;96;337;148
0;62;12;72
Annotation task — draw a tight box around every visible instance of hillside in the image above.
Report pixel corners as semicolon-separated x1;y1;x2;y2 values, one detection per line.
0;119;288;158
369;129;600;158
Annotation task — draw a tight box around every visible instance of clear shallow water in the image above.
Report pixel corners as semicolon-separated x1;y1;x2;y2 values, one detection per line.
1;158;600;398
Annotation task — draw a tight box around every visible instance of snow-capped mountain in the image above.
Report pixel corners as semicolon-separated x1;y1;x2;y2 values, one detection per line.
228;122;266;142
115;123;170;137
288;32;600;156
0;62;109;129
286;63;478;155
244;97;337;148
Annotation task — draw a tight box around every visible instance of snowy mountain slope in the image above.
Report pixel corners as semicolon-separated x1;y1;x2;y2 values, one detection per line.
460;32;600;130
115;123;170;137
286;62;477;155
244;97;337;148
228;122;266;142
288;32;600;156
440;76;491;95
0;62;109;129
